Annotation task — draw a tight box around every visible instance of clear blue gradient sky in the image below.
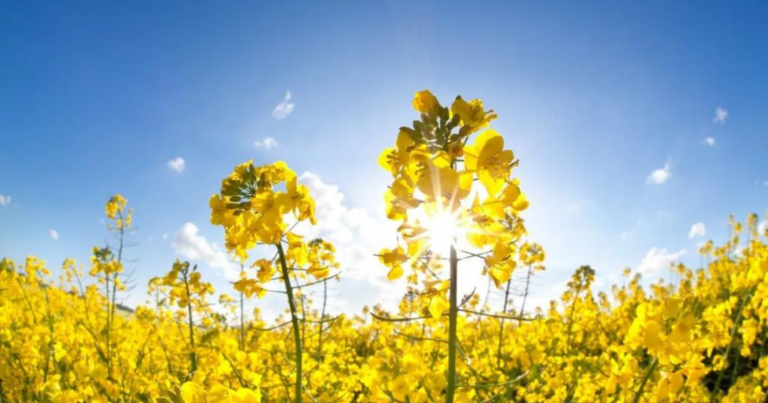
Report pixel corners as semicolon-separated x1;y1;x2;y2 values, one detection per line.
1;1;767;316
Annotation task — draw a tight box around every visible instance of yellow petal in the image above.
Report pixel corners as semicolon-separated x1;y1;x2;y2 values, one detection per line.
378;148;396;173
387;265;404;281
207;384;232;403
180;382;200;403
512;192;529;211
479;170;504;197
396;130;415;151
463;144;479;171
233;388;261;403
428;294;449;318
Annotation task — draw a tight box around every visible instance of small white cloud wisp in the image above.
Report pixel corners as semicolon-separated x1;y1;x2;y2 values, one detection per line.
637;247;687;274
272;91;295;120
254;137;278;150
647;162;672;185
171;222;238;281
714;107;728;124
689;222;706;238
167;157;186;173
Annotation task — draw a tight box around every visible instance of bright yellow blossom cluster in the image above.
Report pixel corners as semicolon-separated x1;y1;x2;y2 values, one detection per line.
377;90;537;402
106;194;133;230
1;206;768;403
209;160;343;403
209;160;316;260
378;90;530;287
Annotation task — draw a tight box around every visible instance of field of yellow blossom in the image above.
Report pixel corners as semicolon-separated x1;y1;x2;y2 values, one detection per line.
2;91;768;403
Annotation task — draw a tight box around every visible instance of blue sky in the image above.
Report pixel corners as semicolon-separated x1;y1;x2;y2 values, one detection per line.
1;1;767;317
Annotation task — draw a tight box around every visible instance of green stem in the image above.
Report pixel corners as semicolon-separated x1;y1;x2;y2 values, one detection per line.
277;243;302;403
519;264;533;326
446;244;458;403
712;292;752;398
318;280;327;362
182;269;197;375
240;264;245;350
496;277;512;368
565;284;581;355
632;357;657;403
105;271;111;379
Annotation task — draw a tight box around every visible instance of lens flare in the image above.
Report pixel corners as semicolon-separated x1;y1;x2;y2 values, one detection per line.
420;207;465;253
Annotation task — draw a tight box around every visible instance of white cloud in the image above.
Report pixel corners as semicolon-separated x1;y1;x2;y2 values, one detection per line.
298;172;391;247
171;222;237;280
254;137;278;150
734;246;746;257
703;137;716;147
759;220;767;236
167;157;186;173
299;172;354;242
297;172;398;293
647;162;672;185
0;194;10;207
714;107;728;124
272;91;294;120
49;229;59;241
688;222;706;238
637;247;687;274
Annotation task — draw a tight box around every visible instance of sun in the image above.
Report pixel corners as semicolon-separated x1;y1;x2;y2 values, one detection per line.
423;210;461;252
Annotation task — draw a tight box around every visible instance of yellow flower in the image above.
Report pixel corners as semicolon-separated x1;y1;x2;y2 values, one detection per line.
463;129;515;195
276;176;316;225
466;195;505;248
417;165;472;208
206;385;232;403
384;176;420;220
426;280;451;318
412;90;441;116
481;181;527;219
231;388;261;403
105;194;127;219
180;382;203;403
254;216;285;245
451;96;497;133
486;241;516;287
285;233;309;266
378;130;417;177
266;160;297;184
642;320;663;350
234;278;266;299
428;292;450;319
308;261;329;279
252;259;275;283
379;246;408;281
230;160;254;181
398;221;429;257
251;190;280;226
209;194;233;226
